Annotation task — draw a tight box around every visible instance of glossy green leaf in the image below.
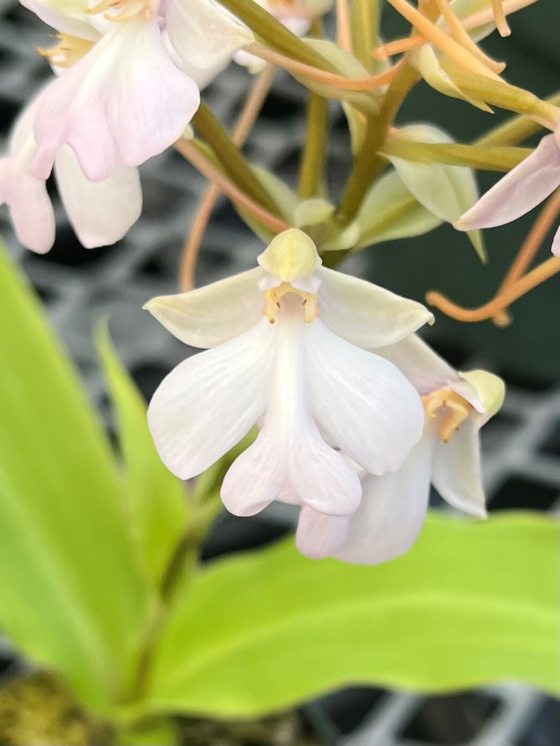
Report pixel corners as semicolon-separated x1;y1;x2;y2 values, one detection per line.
356;169;441;248
144;513;559;718
387;124;486;260
97;326;187;591
0;247;151;714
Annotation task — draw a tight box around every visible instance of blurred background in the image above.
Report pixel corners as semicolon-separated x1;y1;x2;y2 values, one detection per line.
0;1;559;744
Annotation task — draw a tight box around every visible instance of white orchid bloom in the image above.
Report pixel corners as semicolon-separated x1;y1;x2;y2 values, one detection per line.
296;335;505;563
22;0;250;181
146;229;433;524
0;91;141;253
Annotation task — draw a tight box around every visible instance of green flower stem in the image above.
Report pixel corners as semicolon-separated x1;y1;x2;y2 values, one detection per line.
192;103;281;216
351;0;381;72
381;140;532;172
336;62;419;224
476;91;560;148
215;0;333;69
298;92;329;199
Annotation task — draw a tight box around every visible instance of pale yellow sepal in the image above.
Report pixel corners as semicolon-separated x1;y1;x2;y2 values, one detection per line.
459;369;505;419
258;228;321;282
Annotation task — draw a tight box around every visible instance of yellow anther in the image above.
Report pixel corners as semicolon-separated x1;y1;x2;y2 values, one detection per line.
264;282;318;324
422;388;472;443
37;34;93;68
87;0;155;22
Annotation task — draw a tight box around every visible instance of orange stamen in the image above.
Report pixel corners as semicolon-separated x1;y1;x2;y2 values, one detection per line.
336;0;353;52
492;0;511;36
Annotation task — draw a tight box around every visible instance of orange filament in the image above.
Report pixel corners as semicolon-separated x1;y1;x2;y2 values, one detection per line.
426;257;560;323
247;42;400;91
423;388;471;443
336;0;353;52
492;0;511;36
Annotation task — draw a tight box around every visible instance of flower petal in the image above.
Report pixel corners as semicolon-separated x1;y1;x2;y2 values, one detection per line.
296;506;350;559
0;98;55;253
306;319;425;475
164;0;251;81
457;134;560;230
335;435;434;565
145;268;264;349
33;22;200;181
54;146;142;248
221;429;286;517
288;421;362;515
375;334;457;395
148;320;273;479
432;419;487;518
317;266;433;348
20;0;100;40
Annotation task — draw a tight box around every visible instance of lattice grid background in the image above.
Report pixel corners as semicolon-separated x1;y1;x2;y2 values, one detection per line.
0;2;558;745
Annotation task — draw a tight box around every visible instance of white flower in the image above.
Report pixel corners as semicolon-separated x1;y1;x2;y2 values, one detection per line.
21;0;251;181
0;90;141;253
146;229;433;523
295;334;505;563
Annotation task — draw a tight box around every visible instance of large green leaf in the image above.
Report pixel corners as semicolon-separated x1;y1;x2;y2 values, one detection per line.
97;327;187;591
0;247;151;714
143;513;559;718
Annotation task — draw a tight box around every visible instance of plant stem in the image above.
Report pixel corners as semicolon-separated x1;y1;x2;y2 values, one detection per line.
192;103;280;215
336;62;418;223
351;0;381;71
215;0;333;69
475;91;560;148
298;93;329;199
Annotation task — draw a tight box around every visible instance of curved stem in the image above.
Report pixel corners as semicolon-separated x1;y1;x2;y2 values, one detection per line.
175;138;290;234
247;42;399;91
426;256;560;322
179;67;275;291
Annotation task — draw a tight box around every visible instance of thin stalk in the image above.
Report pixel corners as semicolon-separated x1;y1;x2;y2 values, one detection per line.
192;103;279;214
175;137;289;233
336;0;353;51
351;0;381;71
298;92;329;199
336;62;419;223
426;256;560;322
214;0;333;69
475;92;560;147
180;67;275;291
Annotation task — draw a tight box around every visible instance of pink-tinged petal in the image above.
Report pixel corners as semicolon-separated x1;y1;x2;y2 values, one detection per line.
289;421;362;516
317;266;433;348
376;334;458;395
457;135;560;230
432;419;487;518
306;319;424;475
32;21;200;181
552;224;560;256
54;146;141;248
19;0;100;40
164;0;251;81
0;97;55;253
336;435;434;565
221;429;286;517
148;320;273;480
144;268;264;349
296;506;350;559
